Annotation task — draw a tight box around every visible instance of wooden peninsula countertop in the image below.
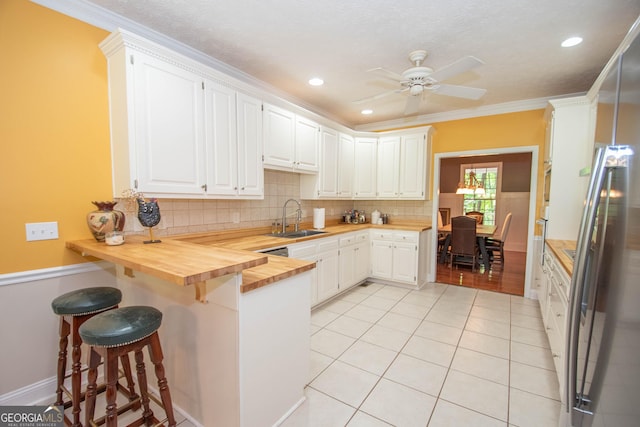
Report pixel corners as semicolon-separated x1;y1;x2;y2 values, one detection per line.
67;219;431;300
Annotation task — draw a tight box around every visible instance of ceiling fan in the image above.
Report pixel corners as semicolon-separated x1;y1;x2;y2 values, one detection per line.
355;50;487;115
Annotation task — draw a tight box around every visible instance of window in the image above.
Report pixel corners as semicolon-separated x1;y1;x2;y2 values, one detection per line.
460;163;501;225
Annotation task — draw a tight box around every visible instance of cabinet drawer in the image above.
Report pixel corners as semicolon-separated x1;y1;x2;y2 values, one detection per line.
393;232;418;243
549;280;567;338
317;238;339;253
355;232;369;243
339;235;355;247
288;242;316;258
371;230;393;240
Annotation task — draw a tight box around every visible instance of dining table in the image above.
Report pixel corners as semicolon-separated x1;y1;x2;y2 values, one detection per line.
438;223;498;270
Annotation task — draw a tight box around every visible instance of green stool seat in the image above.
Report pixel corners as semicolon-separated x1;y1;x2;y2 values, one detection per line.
79;306;162;348
51;287;122;316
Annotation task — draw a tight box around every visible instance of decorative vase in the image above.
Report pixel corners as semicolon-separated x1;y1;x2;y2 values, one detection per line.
86;201;126;242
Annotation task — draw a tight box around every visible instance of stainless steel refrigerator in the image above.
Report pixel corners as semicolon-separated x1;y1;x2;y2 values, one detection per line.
563;20;640;427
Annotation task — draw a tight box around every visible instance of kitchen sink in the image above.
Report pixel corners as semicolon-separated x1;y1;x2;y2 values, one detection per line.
267;230;327;238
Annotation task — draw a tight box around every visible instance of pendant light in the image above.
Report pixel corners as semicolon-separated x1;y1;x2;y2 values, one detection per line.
456;170;485;195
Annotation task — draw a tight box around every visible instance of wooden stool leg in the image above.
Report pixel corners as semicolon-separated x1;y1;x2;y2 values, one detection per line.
70;317;83;427
119;354;141;409
55;317;70;406
148;333;177;427
104;350;120;427
84;348;100;427
134;348;155;425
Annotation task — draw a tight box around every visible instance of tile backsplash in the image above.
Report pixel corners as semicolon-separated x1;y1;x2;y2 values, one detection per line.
118;170;433;237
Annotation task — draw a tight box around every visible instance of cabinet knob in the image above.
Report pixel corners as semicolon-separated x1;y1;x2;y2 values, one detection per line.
201;184;208;191
552;353;560;358
241;187;245;190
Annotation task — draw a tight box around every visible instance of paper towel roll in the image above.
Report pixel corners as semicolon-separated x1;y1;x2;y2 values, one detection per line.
313;208;325;229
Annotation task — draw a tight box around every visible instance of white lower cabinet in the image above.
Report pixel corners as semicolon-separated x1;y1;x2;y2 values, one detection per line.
339;231;370;290
370;230;425;286
288;237;340;306
538;245;569;401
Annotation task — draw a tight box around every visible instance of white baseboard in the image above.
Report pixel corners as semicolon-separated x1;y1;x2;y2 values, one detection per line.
0;373;201;427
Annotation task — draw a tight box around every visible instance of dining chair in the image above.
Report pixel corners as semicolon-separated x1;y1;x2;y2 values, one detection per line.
465;211;484;224
437;211;448;259
449;215;478;272
485;212;512;269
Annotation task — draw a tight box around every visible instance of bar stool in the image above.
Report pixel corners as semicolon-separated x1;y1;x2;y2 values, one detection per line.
51;287;138;427
79;306;177;427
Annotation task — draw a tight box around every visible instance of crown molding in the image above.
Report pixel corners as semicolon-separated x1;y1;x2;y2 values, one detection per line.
353;93;586;132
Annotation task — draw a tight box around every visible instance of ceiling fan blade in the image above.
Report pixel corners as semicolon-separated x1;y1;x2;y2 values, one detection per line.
428;56;484;82
404;94;422;115
367;67;405;82
353;88;404;104
429;83;487;100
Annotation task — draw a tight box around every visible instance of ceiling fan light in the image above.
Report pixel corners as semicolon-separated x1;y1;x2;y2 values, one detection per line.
361;109;373;115
409;85;423;96
308;77;324;86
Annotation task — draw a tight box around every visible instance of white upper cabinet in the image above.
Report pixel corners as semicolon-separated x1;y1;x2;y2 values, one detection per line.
353;137;378;199
263;103;319;173
204;80;237;196
337;133;355;198
300;128;354;199
295;115;320;172
100;30;263;199
399;131;428;199
376;136;401;198
376;128;432;200
236;93;264;197
129;50;207;195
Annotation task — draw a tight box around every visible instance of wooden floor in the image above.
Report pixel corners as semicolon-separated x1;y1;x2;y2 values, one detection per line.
435;250;526;296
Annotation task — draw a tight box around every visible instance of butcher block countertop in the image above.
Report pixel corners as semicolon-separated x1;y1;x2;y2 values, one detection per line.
66;235;269;287
546;239;576;276
67;219;430;298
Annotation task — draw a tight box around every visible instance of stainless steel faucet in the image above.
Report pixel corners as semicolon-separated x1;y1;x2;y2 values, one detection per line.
282;199;302;233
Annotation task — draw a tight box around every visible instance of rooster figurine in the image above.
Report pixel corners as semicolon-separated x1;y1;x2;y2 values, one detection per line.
136;198;162;244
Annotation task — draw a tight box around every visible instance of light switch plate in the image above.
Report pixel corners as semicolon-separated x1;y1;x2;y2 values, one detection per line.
26;222;59;241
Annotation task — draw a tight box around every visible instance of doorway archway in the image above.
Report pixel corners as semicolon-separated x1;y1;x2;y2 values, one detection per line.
430;145;540;299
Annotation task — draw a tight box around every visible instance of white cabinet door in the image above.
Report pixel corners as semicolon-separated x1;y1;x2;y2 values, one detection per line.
354;233;370;283
337;133;355;198
339;245;356;290
236;93;264;197
392;241;418;284
399;133;426;199
354;137;377;199
317;245;339;302
295;116;320;172
371;239;393;280
318;127;339;197
204;80;237;196
132;51;206;194
377;136;400;198
263;103;295;169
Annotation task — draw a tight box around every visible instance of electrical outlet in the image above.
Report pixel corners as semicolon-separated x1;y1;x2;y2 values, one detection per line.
26;222;59;241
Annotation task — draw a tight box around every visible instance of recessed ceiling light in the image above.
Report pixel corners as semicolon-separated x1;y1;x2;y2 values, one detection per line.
361;109;373;115
308;77;324;86
561;36;583;47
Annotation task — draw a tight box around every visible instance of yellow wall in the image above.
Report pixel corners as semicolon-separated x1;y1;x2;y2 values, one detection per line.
431;110;546;153
0;0;110;273
0;1;547;274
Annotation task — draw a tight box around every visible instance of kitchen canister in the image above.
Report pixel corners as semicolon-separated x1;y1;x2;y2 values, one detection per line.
313;208;325;229
371;210;380;225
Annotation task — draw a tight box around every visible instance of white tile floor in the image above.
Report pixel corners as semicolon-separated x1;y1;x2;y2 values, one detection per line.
282;282;562;427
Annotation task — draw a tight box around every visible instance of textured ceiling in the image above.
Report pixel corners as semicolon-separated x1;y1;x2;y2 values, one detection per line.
76;0;640;128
